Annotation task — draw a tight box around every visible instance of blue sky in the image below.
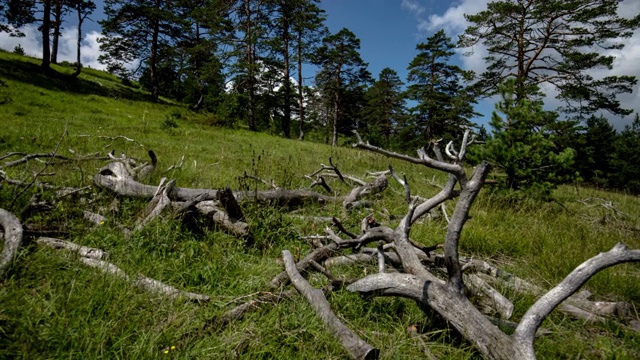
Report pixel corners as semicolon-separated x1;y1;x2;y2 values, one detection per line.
2;0;640;129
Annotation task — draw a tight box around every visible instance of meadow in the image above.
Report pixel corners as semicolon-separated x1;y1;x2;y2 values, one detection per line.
1;50;640;359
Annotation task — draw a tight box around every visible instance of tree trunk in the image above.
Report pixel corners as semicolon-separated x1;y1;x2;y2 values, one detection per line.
281;5;291;138
70;2;84;79
149;0;161;101
50;0;63;64
41;0;52;74
332;68;341;147
244;0;256;131
297;30;305;140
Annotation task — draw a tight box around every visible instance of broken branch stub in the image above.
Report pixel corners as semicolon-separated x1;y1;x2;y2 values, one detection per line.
0;208;23;278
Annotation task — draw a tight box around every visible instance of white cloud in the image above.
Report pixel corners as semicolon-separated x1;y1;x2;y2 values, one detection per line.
0;25;139;72
401;0;426;17
427;0;491;35
406;0;640;127
0;25;42;57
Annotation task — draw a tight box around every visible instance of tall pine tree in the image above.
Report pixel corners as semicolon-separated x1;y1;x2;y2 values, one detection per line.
314;28;369;146
405;30;477;147
99;0;188;100
362;67;406;148
461;0;640;117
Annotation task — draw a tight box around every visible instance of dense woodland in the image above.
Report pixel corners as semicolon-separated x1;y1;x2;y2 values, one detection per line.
2;0;640;197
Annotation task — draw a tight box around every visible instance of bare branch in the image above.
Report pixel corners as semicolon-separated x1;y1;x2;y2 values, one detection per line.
444;161;490;295
37;237;108;260
513;243;640;359
282;250;379;360
79;257;210;302
352;131;463;175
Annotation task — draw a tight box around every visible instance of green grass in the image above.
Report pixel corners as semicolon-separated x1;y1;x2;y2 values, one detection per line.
1;51;640;359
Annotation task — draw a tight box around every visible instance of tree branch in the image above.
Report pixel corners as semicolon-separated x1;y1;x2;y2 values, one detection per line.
282;250;379;360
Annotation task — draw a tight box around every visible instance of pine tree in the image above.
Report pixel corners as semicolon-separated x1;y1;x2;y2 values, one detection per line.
265;0;326;138
405;30;477;147
573;115;617;187
481;79;576;199
291;0;325;140
314;28;369;146
362;68;406;148
461;0;640;117
1;0;52;73
99;0;188;100
610;114;640;193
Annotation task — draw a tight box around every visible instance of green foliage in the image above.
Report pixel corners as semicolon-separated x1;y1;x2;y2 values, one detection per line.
11;44;24;56
404;29;478;149
461;0;640;117
610;114;640;194
480;80;577;199
362;67;406;148
314;27;371;146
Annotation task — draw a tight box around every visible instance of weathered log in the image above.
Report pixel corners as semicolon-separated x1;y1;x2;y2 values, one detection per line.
343;174;388;209
347;273;514;360
465;273;514;319
79;257;210;302
513;243;640;359
134;179;175;231
94;161;337;206
0;208;23;277
283;250;379;360
37;237;108;260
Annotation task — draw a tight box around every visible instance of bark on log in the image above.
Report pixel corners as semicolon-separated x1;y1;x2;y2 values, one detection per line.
513;243;640;359
347;273;514;360
343;174;388;209
37;237;108;260
0;208;23;277
283;250;379;360
79;257;210;302
94;161;337;206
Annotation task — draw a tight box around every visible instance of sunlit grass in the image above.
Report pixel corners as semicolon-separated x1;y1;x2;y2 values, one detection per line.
1;51;640;359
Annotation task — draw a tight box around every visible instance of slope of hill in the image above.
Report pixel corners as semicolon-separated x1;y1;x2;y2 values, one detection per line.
1;51;640;359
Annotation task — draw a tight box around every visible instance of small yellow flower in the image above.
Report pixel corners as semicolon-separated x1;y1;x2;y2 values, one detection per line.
100;221;105;225
170;346;176;350
163;350;169;354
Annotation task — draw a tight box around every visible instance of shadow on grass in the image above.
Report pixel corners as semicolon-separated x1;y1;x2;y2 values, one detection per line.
0;57;169;104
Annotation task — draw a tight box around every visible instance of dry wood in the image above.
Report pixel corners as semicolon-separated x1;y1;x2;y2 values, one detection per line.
283;250;379;360
465;273;514;319
343;174;388;209
347;273;514;360
134;179;175;231
36;237;108;260
95;161;337;206
513;243;640;359
0;208;23;277
210;289;298;331
83;211;107;226
79;257;210;302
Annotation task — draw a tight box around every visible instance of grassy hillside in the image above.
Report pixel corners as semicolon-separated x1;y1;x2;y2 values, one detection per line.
1;51;640;359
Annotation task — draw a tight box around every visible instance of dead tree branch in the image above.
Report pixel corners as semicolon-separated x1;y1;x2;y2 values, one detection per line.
79;257;210;302
36;237;108;260
282;250;379;360
0;208;23;277
513;243;640;359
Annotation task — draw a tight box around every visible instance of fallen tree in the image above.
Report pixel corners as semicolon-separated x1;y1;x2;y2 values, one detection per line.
2;136;639;359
